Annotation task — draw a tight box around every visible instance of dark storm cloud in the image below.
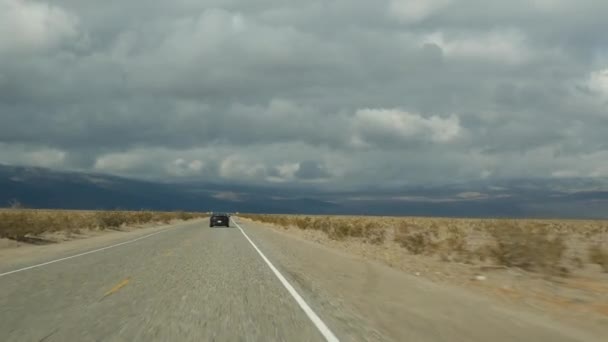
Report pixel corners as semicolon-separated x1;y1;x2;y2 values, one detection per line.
1;0;608;190
294;161;329;180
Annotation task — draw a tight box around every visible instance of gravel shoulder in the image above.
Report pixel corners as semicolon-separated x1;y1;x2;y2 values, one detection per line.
0;220;194;274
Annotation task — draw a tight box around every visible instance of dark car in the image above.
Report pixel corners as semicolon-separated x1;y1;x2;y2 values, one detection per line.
210;213;230;227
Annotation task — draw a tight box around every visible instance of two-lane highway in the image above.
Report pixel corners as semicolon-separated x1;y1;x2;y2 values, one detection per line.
0;219;328;341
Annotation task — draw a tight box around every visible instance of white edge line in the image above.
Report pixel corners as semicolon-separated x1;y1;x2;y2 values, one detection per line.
0;229;169;278
232;217;340;342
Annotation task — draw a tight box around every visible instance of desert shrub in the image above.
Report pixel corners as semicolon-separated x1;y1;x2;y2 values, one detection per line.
133;211;154;223
395;221;411;235
317;217;332;234
0;211;36;240
588;245;608;272
395;231;436;254
174;211;196;221
328;220;349;240
95;211;128;229
489;222;567;275
46;212;80;232
471;245;493;262
393;222;436;254
435;232;472;262
324;219;360;240
347;221;364;237
0;209;205;241
444;234;467;253
154;212;174;224
0;210;86;240
363;222;386;244
295;217;312;230
251;214;275;225
571;256;585;269
308;217;329;233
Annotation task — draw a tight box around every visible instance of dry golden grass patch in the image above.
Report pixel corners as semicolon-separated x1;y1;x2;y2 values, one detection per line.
487;221;568;275
0;209;206;242
242;214;608;277
588;245;608;272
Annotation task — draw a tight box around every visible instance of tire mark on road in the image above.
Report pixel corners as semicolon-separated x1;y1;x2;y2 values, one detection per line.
38;328;58;342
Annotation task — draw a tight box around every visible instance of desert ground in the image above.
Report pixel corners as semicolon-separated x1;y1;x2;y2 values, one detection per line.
1;210;607;341
240;214;608;326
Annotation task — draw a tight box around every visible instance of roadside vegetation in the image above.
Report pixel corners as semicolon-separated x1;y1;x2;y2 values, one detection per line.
240;214;608;277
588;245;608;272
0;209;206;242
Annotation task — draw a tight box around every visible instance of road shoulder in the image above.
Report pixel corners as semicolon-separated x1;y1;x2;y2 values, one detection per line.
238;218;606;342
0;219;204;274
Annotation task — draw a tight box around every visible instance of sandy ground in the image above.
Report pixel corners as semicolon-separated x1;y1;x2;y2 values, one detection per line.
239;217;608;335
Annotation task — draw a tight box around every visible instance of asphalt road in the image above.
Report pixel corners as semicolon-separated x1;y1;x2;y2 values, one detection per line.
0;218;601;341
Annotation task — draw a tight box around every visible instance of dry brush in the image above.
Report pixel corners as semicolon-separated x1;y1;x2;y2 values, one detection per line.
241;214;608;276
0;209;207;241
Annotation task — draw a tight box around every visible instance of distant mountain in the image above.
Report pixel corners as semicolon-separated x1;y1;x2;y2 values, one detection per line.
0;164;606;219
0;165;337;214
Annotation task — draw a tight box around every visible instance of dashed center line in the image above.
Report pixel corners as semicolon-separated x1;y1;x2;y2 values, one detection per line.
102;278;130;299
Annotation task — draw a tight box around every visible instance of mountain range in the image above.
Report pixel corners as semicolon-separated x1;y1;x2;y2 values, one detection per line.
1;164;607;219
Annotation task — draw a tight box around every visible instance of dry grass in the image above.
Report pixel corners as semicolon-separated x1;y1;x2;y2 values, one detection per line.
393;222;439;255
488;221;568;275
0;209;206;241
589;245;608;272
242;214;608;277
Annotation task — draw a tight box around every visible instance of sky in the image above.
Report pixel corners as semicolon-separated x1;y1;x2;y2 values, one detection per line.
1;0;608;193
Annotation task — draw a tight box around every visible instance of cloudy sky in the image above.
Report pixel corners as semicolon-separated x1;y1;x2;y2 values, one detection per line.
1;0;608;192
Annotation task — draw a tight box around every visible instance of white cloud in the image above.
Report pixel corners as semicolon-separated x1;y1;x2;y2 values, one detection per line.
388;0;451;23
532;0;570;12
456;192;484;199
211;191;243;201
424;30;531;64
189;160;204;171
551;170;580;178
0;144;66;167
588;68;608;98
353;108;461;145
219;155;266;180
166;158;204;176
94;152;147;172
266;162;299;183
1;0;607;193
126;8;343;92
585;151;608;177
0;0;79;54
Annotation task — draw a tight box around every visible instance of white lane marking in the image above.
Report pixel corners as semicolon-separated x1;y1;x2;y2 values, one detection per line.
232;218;340;342
0;229;169;278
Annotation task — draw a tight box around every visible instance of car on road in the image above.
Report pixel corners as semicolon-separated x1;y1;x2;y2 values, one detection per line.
210;213;230;227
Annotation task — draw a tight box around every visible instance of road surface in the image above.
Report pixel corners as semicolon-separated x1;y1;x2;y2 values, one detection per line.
0;218;601;341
